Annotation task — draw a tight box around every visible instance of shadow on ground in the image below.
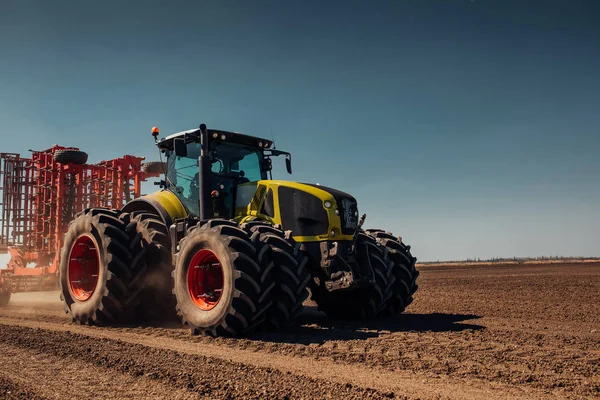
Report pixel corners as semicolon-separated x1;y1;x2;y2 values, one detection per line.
248;306;485;345
104;306;484;345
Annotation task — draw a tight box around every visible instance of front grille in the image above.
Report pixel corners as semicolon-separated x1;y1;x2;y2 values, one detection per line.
278;187;329;237
337;197;358;234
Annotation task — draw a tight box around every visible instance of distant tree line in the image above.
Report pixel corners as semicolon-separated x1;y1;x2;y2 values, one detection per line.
421;256;600;264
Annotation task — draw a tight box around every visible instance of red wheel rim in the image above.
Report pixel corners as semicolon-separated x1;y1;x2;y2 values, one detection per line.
187;249;224;311
68;235;100;301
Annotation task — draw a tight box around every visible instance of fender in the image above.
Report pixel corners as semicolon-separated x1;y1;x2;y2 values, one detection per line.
122;190;188;227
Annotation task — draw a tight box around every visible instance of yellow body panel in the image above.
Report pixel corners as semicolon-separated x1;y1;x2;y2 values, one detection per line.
145;190;188;221
236;180;353;243
146;181;351;244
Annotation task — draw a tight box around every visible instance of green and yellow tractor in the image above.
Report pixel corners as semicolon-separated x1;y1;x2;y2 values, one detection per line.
59;124;418;336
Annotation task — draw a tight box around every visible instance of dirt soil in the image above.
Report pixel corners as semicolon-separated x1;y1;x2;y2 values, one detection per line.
0;262;598;399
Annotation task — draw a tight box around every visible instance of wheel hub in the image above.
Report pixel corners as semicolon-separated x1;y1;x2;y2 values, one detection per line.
187;249;224;311
68;235;100;301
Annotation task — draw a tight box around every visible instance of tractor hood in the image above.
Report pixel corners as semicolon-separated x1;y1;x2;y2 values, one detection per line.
236;180;359;242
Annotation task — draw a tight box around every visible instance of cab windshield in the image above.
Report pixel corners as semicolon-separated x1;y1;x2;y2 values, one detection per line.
166;140;266;217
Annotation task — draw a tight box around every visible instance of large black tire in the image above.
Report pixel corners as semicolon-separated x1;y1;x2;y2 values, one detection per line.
59;208;142;325
54;150;88;165
172;220;270;337
366;230;419;315
240;221;310;330
309;232;392;320
126;212;177;321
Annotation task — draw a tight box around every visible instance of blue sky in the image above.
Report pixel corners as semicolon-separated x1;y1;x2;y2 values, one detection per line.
1;0;599;261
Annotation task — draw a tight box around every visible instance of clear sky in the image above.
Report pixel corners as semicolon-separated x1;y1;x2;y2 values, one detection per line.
1;0;599;261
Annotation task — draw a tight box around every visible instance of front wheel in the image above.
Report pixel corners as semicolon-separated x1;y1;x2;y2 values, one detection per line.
241;220;311;330
366;229;419;315
309;233;392;320
172;220;268;337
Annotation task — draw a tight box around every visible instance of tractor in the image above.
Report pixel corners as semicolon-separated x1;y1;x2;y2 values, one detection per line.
59;124;419;336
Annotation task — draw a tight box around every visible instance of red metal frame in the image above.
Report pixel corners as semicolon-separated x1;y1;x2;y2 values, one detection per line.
0;145;159;293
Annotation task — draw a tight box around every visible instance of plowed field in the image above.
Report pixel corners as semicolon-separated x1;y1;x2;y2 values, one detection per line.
1;262;598;399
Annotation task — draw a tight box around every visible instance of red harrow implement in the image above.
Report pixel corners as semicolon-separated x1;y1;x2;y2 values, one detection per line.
0;145;161;305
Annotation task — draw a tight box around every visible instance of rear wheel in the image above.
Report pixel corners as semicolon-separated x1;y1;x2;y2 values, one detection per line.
172;220;270;337
366;229;419;315
241;221;310;330
309;232;391;320
59;208;141;325
126;212;177;322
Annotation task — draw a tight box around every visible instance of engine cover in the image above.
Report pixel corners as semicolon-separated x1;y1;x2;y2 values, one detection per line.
235;180;358;243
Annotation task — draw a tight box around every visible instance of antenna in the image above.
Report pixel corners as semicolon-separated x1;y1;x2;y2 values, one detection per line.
270;129;276;149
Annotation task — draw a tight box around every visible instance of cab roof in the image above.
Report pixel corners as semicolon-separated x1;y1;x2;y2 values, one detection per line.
157;128;273;151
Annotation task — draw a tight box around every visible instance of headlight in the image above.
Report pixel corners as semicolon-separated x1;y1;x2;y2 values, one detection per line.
324;201;332;208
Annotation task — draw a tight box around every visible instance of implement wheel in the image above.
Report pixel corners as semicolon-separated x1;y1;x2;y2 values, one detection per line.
59;208;140;325
54;150;88;165
173;220;268;337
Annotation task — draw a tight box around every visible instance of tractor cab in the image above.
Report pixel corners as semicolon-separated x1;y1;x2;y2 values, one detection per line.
155;125;291;220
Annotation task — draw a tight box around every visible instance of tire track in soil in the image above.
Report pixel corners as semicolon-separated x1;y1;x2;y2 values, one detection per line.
0;344;197;400
4;304;595;398
4;300;598;393
0;376;49;400
0;319;553;400
2;263;598;399
0;323;395;400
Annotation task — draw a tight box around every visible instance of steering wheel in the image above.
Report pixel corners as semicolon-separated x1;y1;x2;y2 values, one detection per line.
189;173;199;199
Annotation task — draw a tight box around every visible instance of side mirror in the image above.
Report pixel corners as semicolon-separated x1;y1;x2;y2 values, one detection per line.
174;138;187;157
285;156;292;174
